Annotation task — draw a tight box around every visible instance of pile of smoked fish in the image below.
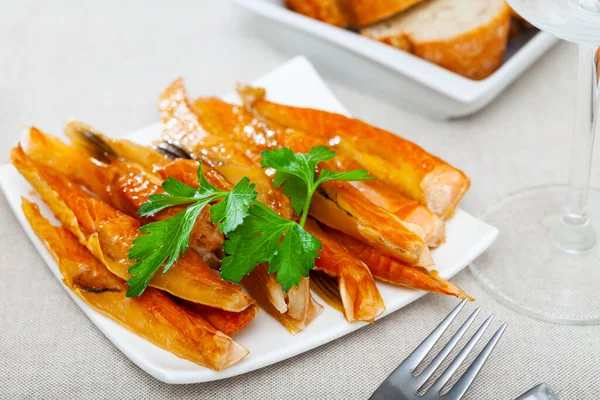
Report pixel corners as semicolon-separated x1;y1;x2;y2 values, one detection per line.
10;79;471;371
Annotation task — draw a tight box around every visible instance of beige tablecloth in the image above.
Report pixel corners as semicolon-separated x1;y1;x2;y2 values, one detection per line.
1;1;599;399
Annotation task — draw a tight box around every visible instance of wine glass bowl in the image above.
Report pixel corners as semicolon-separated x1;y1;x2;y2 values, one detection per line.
508;0;600;45
470;0;600;324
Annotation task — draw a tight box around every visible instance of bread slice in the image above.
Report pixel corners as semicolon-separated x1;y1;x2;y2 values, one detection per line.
361;0;511;80
348;0;425;26
284;0;351;27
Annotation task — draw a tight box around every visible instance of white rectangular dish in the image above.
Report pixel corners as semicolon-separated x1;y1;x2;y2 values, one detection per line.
237;0;558;119
0;56;498;384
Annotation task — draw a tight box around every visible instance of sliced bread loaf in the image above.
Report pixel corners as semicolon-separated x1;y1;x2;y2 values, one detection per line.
361;0;511;80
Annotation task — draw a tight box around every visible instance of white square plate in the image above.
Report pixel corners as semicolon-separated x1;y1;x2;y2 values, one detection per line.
237;0;559;119
0;56;498;384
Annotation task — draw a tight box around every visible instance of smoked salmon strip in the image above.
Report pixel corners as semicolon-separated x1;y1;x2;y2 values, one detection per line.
159;79;322;331
306;219;385;322
190;92;431;266
327;228;471;299
22;198;248;370
23;128;259;334
11;145;253;312
61;119;318;333
249;97;470;219
25;126;225;263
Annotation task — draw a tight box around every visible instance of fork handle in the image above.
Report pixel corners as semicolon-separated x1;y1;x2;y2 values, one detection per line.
369;375;408;400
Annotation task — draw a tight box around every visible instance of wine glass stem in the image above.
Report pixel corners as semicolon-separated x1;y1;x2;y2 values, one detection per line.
551;44;600;252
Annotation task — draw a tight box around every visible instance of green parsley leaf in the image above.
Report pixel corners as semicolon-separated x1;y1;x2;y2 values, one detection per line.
261;145;374;225
209;177;257;235
126;164;257;297
195;163;223;195
273;172;307;216
126;200;210;297
261;145;335;186
315;168;375;186
268;223;321;291
221;202;321;291
162;175;201;197
139;176;206;216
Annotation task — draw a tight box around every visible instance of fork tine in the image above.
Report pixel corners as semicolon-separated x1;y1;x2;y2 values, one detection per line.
446;322;507;399
415;306;481;386
401;299;468;371
428;314;494;394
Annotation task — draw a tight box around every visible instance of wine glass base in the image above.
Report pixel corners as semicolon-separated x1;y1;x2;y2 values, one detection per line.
470;184;600;325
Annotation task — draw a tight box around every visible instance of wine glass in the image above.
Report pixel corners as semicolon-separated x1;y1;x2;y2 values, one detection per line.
470;0;600;324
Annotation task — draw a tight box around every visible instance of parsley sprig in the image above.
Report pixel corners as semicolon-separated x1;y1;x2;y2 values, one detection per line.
220;201;321;291
262;146;373;226
126;146;373;296
126;168;256;297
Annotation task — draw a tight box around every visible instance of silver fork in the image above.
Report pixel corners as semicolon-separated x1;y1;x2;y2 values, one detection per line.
370;299;507;400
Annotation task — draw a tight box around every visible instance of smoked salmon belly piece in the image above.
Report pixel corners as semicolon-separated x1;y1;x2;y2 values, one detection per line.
22;198;248;370
11;146;253;313
250;98;470;219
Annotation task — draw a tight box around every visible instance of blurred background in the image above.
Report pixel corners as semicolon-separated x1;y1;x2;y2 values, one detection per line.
0;1;585;214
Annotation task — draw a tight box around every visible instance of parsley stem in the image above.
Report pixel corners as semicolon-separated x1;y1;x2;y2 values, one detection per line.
299;189;314;228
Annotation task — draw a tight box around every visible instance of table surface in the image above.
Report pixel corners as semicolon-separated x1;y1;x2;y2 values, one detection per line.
1;1;598;399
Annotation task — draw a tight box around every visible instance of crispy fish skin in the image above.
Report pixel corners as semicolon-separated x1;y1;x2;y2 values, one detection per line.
64;119;169;171
11;146;253;312
190;95;390;322
249;98;470;219
348;179;446;248
22;198;248;370
26;128;258;332
24;127;225;260
159;80;293;220
305;219;385;322
159;79;320;333
322;151;446;248
241;264;322;335
311;182;432;266
209;90;444;248
168;155;318;330
27;127;225;263
327;228;471;299
61;122;295;320
191;96;432;267
181;301;259;336
63;119;234;192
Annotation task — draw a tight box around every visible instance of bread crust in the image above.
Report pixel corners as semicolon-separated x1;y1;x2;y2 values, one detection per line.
349;0;424;26
285;0;426;27
362;1;511;80
284;0;350;27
